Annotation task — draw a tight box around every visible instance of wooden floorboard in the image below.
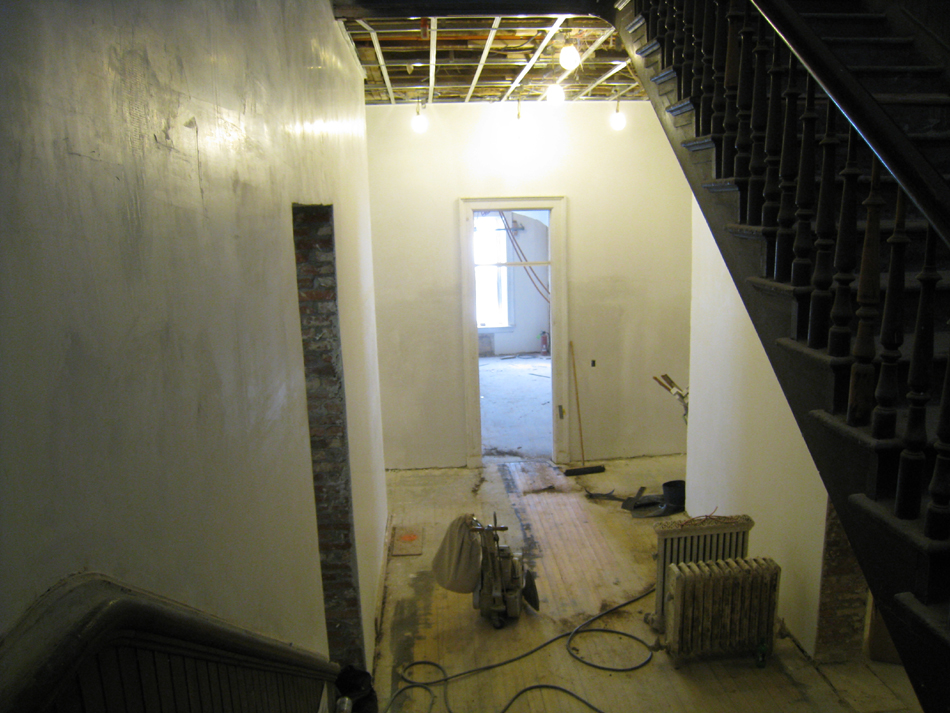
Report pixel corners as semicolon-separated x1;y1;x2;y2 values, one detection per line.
375;456;922;713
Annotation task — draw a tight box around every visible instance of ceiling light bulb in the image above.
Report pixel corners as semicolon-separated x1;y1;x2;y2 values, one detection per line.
546;84;566;103
610;107;627;131
411;112;429;133
559;43;581;72
412;103;429;133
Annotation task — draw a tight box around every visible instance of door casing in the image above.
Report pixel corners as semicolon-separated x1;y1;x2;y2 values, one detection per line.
459;196;569;467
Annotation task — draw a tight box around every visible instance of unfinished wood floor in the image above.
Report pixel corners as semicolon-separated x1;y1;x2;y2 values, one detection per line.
375;457;922;713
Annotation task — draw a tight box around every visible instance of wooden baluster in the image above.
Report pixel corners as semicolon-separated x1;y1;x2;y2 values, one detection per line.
680;0;695;102
672;0;687;96
647;0;660;40
807;105;839;349
895;225;940;520
791;75;817;290
925;355;950;539
827;125;861;359
711;0;730;174
733;0;755;202
720;0;743;179
664;0;677;68
700;0;718;136
871;190;908;440
745;16;771;225
774;55;801;283
847;157;884;426
760;41;786;274
690;0;706;128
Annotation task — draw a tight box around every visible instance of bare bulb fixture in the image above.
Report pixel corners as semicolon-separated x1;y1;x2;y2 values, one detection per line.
546;84;566;103
412;102;429;133
559;43;581;72
610;101;626;130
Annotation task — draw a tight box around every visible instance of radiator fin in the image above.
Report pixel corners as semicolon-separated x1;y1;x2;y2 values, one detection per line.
666;557;781;665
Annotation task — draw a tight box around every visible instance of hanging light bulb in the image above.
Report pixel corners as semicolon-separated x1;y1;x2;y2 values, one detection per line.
546;84;566;103
411;101;429;133
559;42;581;72
610;100;626;130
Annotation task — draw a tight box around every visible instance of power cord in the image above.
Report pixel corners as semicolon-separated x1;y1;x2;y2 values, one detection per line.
380;584;656;713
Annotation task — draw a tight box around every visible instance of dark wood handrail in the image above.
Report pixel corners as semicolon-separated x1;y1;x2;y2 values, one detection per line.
0;574;339;713
749;0;950;252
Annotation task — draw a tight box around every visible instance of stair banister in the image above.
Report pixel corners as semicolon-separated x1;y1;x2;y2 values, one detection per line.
871;190;908;441
773;54;801;283
745;16;771;225
806;105;838;350
847;157;884;427
733;1;756;198
828;125;861;362
749;0;950;253
895;226;940;520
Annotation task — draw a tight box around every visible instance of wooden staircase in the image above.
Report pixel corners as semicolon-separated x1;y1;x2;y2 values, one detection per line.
613;0;950;710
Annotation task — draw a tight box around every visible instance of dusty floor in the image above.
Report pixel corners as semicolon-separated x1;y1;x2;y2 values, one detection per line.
479;354;552;460
375;456;922;713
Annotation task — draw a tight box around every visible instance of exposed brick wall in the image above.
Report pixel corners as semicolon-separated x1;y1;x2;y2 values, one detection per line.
293;204;365;669
813;498;869;663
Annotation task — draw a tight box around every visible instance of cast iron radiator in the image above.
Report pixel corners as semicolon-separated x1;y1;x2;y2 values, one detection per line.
665;557;781;665
651;515;755;631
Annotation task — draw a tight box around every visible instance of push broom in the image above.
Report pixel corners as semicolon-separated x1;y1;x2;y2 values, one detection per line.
564;341;606;476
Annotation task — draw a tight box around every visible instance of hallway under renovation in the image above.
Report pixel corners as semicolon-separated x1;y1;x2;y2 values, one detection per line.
376;456;921;712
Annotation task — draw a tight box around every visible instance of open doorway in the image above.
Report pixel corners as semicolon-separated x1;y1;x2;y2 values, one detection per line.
474;210;552;461
460;197;568;468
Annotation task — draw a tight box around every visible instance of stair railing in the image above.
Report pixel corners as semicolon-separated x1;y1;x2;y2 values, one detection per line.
751;0;950;255
628;0;950;540
625;3;950;706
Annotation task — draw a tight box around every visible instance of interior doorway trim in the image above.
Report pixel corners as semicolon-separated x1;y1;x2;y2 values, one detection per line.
459;196;568;468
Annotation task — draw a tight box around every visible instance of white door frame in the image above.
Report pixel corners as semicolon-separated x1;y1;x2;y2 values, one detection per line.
459;196;569;468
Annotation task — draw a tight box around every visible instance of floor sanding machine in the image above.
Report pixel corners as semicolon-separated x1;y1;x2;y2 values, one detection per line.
433;513;540;629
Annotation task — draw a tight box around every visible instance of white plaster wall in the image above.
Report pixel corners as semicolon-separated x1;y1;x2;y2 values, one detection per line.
686;199;827;654
367;102;693;469
0;0;388;659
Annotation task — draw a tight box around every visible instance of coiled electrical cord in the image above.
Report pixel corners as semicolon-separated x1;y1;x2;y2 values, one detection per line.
380;584;656;713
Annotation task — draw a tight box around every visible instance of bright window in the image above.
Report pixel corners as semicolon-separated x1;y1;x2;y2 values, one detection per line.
474;213;512;328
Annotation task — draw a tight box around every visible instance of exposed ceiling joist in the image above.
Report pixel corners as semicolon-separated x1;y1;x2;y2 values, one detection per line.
576;58;631;100
357;19;396;105
466;17;501;103
500;16;565;103
428;18;438;105
557;27;614;84
343;13;644;105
